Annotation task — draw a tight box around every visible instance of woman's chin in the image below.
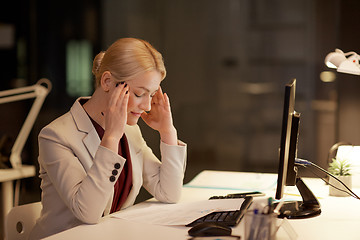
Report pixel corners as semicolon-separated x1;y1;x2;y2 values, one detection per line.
126;117;140;126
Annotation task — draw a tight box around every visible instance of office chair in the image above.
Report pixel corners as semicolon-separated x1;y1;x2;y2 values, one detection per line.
5;202;42;240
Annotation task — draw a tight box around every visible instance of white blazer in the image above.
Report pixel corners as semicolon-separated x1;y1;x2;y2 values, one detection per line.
29;98;187;240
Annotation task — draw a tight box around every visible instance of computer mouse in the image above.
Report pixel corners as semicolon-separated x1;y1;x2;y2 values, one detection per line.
188;222;232;237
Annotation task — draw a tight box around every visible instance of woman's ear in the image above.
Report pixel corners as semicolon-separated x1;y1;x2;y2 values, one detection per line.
100;71;112;92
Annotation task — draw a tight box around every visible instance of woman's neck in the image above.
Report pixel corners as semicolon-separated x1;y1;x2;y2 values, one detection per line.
83;89;107;128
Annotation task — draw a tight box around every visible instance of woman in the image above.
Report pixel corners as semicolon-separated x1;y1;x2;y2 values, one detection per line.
30;38;187;239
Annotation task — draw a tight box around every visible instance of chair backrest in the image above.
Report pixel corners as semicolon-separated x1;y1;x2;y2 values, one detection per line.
5;202;42;240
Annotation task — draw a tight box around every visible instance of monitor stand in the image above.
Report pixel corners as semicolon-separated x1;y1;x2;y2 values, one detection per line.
274;177;321;219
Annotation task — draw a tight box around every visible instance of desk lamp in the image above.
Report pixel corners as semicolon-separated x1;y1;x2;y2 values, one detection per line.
323;49;360;195
0;79;52;168
325;49;360;75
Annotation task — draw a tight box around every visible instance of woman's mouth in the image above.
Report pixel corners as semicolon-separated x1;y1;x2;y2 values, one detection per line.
131;112;142;117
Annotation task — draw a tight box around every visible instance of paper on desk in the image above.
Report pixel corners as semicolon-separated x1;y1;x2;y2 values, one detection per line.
112;198;245;226
186;170;277;191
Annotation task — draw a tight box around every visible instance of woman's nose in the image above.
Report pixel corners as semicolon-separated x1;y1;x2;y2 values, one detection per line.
141;97;152;112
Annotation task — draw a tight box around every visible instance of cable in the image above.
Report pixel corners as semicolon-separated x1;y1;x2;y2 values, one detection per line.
310;162;360;200
296;158;360;200
301;163;355;198
295;158;360;200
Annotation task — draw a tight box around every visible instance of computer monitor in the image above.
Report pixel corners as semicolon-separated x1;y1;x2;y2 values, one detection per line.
276;79;297;199
274;78;321;219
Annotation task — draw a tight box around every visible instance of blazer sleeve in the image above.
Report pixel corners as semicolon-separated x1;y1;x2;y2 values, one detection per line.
129;125;187;203
38;124;126;224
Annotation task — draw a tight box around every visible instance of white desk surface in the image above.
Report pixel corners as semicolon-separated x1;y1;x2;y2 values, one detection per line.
43;170;360;240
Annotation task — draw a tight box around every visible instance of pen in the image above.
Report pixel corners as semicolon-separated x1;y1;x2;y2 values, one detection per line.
256;198;275;240
261;197;273;214
255;216;271;240
248;209;260;240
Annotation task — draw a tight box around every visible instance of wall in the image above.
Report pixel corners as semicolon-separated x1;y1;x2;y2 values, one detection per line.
102;0;320;182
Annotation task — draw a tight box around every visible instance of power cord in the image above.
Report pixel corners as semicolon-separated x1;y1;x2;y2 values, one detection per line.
295;158;360;200
300;162;355;198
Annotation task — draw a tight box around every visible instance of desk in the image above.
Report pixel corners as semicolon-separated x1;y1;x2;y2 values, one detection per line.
43;171;360;240
0;165;36;230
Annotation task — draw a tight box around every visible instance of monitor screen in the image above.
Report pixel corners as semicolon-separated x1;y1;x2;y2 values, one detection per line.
275;78;297;200
273;78;321;219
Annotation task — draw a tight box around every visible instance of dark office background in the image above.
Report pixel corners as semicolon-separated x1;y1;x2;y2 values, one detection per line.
1;0;360;228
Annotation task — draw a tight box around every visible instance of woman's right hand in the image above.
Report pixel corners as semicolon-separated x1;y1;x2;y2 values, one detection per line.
101;82;129;152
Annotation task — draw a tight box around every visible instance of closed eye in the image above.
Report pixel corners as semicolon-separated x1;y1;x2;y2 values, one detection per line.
134;93;156;98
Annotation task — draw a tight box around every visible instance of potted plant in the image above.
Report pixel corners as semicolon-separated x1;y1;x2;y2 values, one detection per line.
328;157;352;197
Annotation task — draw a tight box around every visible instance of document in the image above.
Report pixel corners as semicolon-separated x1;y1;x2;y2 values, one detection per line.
185;170;277;191
112;198;245;226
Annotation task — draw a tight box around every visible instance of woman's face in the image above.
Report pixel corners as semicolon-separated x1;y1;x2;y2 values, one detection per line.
125;70;162;125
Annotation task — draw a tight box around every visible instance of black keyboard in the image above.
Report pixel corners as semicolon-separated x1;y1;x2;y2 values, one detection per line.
186;196;253;227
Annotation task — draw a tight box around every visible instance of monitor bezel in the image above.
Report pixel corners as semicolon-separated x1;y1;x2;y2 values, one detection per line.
275;78;297;200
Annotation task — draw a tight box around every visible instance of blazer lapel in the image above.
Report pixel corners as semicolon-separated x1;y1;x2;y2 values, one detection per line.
83;129;101;159
70;98;101;166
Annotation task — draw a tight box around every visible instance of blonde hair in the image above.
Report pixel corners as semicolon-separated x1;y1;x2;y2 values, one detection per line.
92;38;166;88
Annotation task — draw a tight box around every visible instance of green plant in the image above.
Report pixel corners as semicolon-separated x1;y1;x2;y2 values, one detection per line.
328;157;352;176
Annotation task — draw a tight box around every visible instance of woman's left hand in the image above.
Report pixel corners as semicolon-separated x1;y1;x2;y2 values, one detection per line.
141;87;178;145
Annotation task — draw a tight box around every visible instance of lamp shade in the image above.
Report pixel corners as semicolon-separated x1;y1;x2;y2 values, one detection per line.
325;49;360;75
